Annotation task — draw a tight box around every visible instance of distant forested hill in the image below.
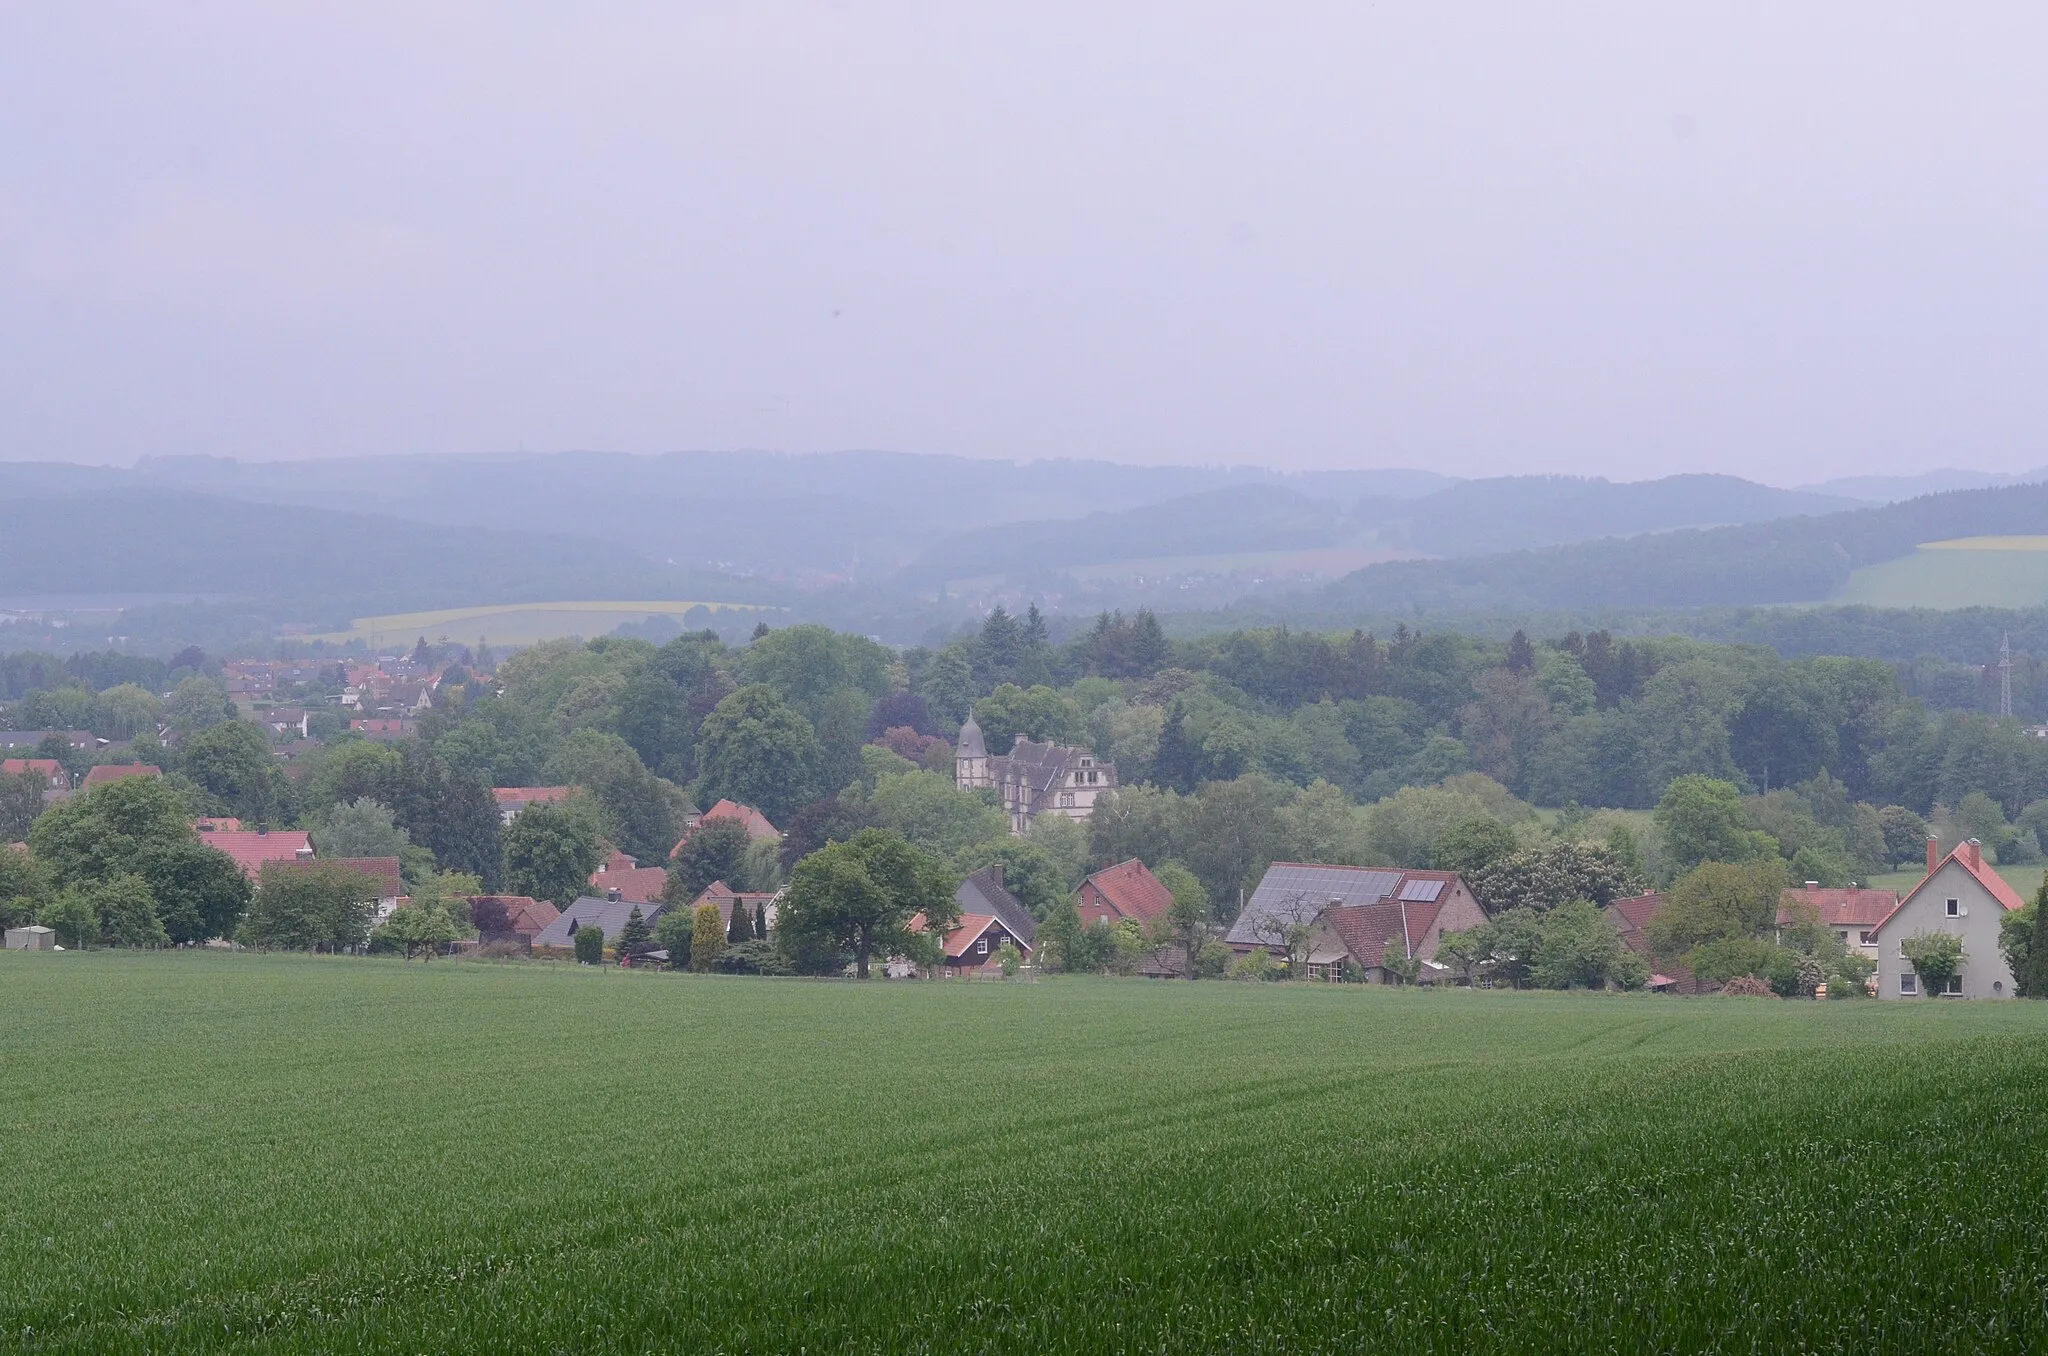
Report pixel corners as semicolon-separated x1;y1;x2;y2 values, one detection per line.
0;491;782;618
1319;482;2048;613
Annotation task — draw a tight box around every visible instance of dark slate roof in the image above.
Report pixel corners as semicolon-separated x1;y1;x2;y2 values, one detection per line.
958;865;1036;945
1227;864;1465;947
532;896;667;947
956;716;987;759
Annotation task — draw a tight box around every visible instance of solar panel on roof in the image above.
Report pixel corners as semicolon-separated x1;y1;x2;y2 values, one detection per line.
1399;878;1445;902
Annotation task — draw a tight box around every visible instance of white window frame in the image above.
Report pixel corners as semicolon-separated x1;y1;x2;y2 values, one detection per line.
1900;972;1918;995
1946;898;1960;917
1946;975;1964;995
976;937;988;955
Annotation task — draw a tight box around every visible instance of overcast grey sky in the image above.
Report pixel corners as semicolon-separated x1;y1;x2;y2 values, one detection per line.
2;3;2043;481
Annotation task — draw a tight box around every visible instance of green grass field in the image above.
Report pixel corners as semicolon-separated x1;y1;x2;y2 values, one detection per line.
311;600;776;647
6;953;2048;1352
1835;536;2048;609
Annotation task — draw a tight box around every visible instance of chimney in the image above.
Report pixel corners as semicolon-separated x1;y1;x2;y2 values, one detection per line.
1966;838;1982;868
1927;835;1940;874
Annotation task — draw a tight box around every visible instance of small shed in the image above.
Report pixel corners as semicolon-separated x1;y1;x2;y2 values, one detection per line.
5;924;56;951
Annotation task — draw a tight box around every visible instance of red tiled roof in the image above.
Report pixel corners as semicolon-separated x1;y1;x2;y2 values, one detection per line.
591;865;670;903
493;786;571;807
598;849;638;873
1777;885;1899;930
325;856;403;901
2;758;64;783
198;828;314;877
1607;891;1663;934
469;895;559;939
1324;901;1443;968
671;800;780;856
1079;858;1174;925
1875;842;2027;934
82;763;161;787
689;880;778;927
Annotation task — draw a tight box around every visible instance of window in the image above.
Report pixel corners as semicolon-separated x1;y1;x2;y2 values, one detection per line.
1946;975;1963;995
1900;972;1918;995
1080;757;1091;768
1837;930;1849;943
1859;930;1874;945
1946;898;1960;917
1059;792;1075;807
976;938;988;955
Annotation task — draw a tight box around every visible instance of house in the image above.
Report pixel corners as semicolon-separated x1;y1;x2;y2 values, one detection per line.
493;786;573;824
468;895;560;948
588;858;670;905
1873;838;2024;999
531;896;668;951
669;800;780;856
1225;863;1488;982
197;826;315;878
955;717;1116;835
915;911;1032;973
1603;892;1712;994
4;924;56;951
82;763;161;788
350;718;415;742
957;864;1036;945
260;708;310;738
1776;881;1899;960
326;857;404;923
686;881;780;934
2;758;67;790
1076;858;1174;929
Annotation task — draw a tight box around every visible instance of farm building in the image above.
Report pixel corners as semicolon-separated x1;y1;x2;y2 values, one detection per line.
5;924;56;951
1227;863;1487;982
1873;838;2024;999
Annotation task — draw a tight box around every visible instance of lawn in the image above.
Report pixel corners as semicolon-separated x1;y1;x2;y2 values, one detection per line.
5;953;2048;1352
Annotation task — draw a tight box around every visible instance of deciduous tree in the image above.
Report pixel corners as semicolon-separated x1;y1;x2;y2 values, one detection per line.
778;829;956;979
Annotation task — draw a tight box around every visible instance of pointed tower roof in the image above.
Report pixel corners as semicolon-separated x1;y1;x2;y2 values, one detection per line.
957;715;987;759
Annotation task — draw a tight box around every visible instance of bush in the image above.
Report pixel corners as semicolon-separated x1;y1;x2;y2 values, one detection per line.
573;924;604;965
1229;948;1274;982
691;903;726;972
714;937;791;976
994;940;1022;978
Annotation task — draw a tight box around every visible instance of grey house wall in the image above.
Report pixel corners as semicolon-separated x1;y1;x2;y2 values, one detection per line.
1873;859;2016;999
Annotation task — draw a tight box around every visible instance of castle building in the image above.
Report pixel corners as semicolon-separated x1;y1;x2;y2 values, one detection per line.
956;716;1117;835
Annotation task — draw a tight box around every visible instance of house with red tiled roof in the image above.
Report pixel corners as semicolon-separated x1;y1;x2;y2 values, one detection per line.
350;718;415;743
1776;880;1899;962
468;895;560;948
590;862;670;905
1603;892;1712;994
493;786;572;824
3;758;67;791
686;881;779;936
82;763;160;788
1873;837;2025;999
669;800;780;857
198;826;314;878
906;909;1032;974
1076;859;1173;929
1224;863;1487;982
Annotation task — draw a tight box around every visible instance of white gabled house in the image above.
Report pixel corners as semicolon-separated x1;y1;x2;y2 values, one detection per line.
1872;837;2026;999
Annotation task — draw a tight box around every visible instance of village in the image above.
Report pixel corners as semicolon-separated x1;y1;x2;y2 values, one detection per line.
3;639;2028;999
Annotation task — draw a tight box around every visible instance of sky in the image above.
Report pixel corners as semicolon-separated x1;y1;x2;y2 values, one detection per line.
2;3;2045;482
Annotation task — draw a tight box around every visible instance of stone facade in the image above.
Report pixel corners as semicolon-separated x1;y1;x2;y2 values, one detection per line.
955;716;1117;835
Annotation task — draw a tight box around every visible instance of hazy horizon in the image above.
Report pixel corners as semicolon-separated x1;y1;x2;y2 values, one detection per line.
4;5;2045;481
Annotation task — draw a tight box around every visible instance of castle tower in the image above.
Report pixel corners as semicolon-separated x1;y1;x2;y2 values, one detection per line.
955;715;990;790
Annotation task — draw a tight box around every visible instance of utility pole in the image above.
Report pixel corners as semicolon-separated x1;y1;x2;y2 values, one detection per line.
2000;632;2014;719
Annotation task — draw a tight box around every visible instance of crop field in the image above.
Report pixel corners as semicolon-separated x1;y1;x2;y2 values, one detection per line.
311;600;776;647
1835;536;2048;609
6;954;2048;1352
